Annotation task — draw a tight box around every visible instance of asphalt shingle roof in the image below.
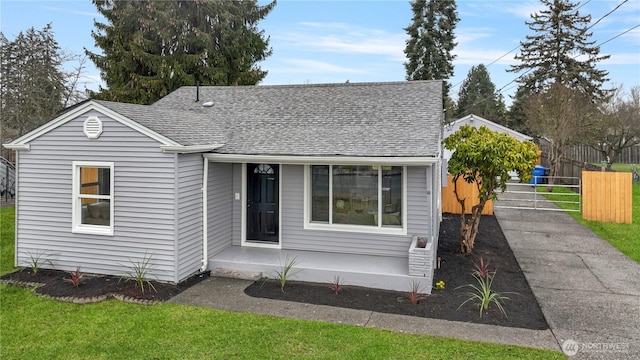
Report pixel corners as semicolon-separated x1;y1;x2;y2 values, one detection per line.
106;81;443;157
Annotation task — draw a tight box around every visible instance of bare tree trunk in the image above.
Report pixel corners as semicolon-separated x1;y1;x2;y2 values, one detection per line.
453;174;486;254
547;139;563;186
452;175;467;246
460;202;485;254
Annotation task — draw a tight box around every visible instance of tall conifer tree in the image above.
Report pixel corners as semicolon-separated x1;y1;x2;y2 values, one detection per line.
404;0;459;101
1;24;67;138
509;0;609;100
510;0;610;180
456;64;503;122
87;0;276;104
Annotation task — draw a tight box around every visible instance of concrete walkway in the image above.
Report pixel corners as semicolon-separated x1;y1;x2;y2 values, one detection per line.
170;202;640;359
495;205;640;359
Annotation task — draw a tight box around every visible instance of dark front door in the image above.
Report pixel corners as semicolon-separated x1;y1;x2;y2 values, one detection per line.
246;163;279;243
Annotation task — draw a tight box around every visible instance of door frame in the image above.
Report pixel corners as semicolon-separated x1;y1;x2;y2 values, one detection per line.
241;163;282;248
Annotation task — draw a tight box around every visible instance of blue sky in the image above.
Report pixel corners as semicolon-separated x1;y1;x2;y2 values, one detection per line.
1;0;639;104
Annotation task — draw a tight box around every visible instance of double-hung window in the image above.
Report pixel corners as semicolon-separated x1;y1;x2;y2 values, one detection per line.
308;165;405;233
72;161;114;235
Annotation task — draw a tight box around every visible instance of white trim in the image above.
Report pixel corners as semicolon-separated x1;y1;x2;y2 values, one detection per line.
303;165;408;236
241;163;282;249
5;101;181;148
446;114;533;142
278;165;283;246
200;156;209;272
305;222;407;235
240;163;247;244
13;151;19;267
402;166;408;229
71;161;115;236
204;153;438;166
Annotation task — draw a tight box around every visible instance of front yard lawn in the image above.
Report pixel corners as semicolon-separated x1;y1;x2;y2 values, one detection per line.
0;206;564;359
0;284;564;360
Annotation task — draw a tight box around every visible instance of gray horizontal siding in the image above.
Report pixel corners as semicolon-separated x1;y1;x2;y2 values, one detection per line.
207;163;233;256
406;166;430;236
15;110;179;282
280;165;431;257
176;153;204;281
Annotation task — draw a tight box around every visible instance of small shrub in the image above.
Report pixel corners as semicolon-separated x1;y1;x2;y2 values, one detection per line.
471;257;490;278
64;266;85;287
119;253;156;295
330;276;344;295
273;255;299;293
457;262;516;318
24;249;54;275
406;281;426;304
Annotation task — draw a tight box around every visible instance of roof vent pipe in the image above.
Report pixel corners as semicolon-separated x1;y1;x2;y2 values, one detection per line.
195;81;200;102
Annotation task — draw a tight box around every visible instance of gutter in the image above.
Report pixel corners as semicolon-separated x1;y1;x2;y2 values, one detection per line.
203;153;439;166
200;156;209;272
160;144;224;154
2;144;30;151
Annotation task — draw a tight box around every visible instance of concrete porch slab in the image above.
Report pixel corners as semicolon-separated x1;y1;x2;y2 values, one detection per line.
209;245;434;293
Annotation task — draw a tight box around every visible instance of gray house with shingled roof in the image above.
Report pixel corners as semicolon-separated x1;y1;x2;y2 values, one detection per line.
3;81;443;292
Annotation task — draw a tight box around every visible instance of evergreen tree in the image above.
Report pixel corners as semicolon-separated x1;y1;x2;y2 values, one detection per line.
455;64;503;122
404;0;459;100
506;88;533;135
494;93;508;126
87;0;276;104
1;24;69;139
509;0;609;100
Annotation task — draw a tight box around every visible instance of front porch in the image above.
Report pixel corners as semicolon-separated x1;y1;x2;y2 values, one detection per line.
209;245;434;293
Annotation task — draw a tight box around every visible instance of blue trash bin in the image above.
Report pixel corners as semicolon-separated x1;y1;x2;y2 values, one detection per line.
530;165;547;184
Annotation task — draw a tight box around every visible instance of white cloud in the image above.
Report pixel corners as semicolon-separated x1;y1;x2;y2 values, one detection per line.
43;6;101;18
272;22;405;60
459;1;541;20
456;28;493;44
274;59;364;75
453;48;519;66
501;1;544;19
601;52;640;65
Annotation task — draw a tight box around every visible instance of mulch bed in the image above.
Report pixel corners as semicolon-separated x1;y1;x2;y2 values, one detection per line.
0;268;209;304
244;214;549;330
1;214;548;330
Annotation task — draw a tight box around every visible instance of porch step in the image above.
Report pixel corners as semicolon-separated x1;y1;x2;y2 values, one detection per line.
211;267;263;281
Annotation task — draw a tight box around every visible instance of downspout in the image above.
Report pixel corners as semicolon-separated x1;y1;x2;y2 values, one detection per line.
200;155;209;272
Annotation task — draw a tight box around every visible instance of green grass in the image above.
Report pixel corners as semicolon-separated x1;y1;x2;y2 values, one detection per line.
591;163;637;172
0;285;564;360
540;182;640;263
575;184;640;263
536;185;581;212
0;205;564;359
1;206;17;275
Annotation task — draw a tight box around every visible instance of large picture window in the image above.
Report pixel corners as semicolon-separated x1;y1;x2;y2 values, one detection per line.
309;165;404;231
72;162;114;235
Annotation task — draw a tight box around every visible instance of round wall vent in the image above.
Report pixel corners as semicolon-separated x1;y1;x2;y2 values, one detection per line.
83;116;103;139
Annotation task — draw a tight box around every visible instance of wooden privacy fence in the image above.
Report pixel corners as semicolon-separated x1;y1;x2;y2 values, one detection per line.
582;171;632;224
442;175;493;215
